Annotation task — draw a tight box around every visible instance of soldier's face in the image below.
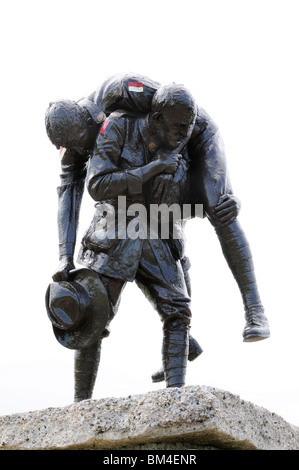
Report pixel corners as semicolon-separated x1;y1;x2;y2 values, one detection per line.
154;106;195;150
61;123;91;155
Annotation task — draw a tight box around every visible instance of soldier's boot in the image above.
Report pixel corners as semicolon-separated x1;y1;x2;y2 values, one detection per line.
151;335;202;383
74;339;102;402
243;305;270;342
162;322;189;388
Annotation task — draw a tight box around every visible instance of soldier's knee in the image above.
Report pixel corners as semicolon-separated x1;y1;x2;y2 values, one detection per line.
163;316;191;332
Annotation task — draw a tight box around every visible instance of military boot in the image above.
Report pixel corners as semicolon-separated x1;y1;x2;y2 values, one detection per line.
162;322;189;388
243;305;270;342
151;335;202;383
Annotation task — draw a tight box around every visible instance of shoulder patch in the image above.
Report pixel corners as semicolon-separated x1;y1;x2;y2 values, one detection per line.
128;81;143;92
100;111;128;134
100;118;112;135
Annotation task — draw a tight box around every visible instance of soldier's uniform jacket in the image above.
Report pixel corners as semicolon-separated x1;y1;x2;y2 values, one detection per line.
76;111;192;281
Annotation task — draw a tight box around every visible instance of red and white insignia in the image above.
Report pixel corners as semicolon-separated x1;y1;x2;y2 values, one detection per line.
59;146;66;159
100;119;111;134
128;81;144;92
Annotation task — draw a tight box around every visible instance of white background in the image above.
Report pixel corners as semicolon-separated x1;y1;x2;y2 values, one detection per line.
0;0;298;427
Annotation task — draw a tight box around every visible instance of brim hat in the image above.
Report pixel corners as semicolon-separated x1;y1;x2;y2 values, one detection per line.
45;268;111;350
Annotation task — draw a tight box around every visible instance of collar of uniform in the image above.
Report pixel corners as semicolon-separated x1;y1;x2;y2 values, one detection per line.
138;115;159;160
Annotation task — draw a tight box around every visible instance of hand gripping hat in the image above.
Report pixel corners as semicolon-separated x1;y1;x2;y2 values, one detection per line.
45;268;111;349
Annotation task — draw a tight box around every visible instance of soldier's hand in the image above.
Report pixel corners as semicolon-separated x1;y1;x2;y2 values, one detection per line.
213;194;241;227
159;153;182;174
52;256;75;282
151;174;173;204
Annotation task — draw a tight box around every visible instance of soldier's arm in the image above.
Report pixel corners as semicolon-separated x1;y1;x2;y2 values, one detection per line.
53;148;89;281
86;117;180;202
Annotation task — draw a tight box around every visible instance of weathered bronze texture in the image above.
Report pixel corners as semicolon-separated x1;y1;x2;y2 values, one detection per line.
45;73;269;401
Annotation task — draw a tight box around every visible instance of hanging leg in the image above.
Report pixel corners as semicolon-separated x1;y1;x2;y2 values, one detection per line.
214;219;270;341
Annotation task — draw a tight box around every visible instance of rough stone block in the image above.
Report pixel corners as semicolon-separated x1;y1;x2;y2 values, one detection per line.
0;386;298;450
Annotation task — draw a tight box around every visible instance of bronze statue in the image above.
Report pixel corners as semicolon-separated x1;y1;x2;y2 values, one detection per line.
45;73;269;401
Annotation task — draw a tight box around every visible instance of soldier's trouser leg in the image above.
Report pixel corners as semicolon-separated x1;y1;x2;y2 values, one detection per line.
136;240;191;388
74;275;126;402
74;339;102;402
212;218;269;341
150;256;202;384
213;219;262;310
180;257;203;360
